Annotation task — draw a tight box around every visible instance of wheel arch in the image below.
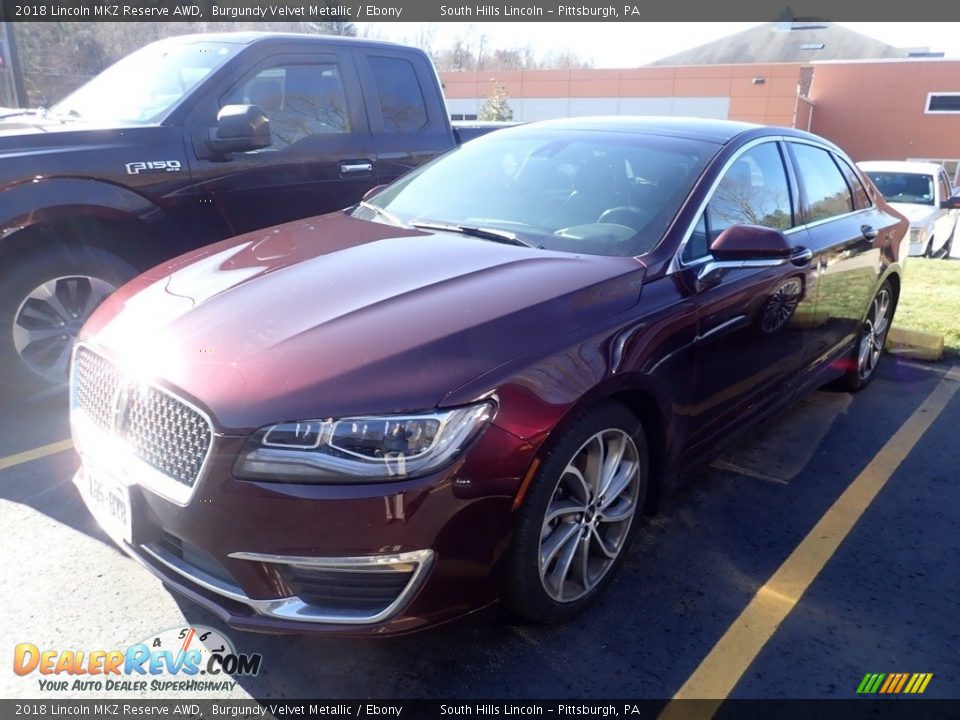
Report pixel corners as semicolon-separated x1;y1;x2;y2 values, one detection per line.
515;373;676;516
0;178;171;269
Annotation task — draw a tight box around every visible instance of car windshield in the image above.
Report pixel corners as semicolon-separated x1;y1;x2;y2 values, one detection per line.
864;171;935;206
50;40;239;124
356;129;717;257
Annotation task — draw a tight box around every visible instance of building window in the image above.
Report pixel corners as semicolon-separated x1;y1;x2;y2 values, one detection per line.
450;113;478;121
925;93;960;114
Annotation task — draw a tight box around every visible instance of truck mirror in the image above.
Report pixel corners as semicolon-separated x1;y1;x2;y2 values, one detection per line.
208;104;271;154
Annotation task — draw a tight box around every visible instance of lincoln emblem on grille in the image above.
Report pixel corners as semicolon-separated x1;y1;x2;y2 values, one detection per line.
110;381;133;436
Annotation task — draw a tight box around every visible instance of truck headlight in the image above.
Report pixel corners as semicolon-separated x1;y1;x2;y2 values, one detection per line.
234;403;494;482
910;227;927;245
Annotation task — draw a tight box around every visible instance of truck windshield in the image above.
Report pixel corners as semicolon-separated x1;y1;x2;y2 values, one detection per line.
864;171;935;206
51;40;239;124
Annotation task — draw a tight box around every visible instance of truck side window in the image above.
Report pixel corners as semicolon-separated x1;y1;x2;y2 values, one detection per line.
367;56;428;133
223;61;351;149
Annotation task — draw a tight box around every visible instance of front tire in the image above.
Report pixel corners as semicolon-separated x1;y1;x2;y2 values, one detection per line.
836;281;894;392
504;403;650;624
0;241;136;391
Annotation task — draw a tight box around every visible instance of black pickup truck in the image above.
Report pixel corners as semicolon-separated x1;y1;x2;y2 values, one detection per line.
0;32;489;389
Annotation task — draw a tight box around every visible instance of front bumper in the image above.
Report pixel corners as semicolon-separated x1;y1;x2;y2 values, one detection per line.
73;422;535;636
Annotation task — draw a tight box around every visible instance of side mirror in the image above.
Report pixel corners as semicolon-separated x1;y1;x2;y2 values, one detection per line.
697;224;810;292
941;195;960;210
709;224;794;261
362;184;388;202
207;104;271;154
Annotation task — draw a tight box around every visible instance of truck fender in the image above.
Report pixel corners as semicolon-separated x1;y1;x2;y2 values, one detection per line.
0;177;168;237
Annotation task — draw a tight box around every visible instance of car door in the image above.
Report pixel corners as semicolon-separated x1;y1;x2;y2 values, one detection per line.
786;142;894;371
934;169;959;253
678;139;814;453
354;49;457;186
185;49;376;237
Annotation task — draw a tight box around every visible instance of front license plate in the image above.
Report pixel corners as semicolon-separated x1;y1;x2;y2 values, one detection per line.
80;465;132;545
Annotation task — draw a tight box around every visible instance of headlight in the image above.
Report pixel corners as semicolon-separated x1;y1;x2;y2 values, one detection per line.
910;227;927;244
234;402;494;482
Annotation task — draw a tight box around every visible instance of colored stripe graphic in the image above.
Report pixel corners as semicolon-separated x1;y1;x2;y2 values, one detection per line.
857;673;932;694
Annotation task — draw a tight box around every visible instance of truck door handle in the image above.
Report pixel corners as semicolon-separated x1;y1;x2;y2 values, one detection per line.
340;162;373;174
860;224;878;240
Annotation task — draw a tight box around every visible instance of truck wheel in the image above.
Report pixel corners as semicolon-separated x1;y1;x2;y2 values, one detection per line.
503;403;649;624
0;243;137;391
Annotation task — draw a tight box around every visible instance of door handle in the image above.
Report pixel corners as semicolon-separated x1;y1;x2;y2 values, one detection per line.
340;162;373;174
860;224;879;240
789;247;813;266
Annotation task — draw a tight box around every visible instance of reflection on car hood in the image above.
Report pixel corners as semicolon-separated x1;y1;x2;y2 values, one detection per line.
83;212;646;432
888;202;938;225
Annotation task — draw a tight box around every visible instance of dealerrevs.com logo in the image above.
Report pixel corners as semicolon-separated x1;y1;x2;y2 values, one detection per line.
14;626;262;693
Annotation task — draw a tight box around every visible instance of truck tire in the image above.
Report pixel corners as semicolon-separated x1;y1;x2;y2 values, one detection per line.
0;241;137;392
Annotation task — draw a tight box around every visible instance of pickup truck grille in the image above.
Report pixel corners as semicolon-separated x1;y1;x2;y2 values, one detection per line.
72;346;212;488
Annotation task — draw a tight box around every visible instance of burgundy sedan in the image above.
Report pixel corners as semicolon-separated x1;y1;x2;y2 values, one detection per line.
70;118;906;635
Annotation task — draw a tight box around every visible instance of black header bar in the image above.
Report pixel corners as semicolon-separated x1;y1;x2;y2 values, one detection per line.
3;699;960;720
1;0;960;22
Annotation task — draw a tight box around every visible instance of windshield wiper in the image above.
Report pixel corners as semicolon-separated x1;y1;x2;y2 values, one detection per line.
410;221;539;248
0;108;45;119
358;200;407;228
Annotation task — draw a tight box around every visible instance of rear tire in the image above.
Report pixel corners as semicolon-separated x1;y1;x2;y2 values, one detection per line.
504;403;650;624
836;280;894;392
0;240;137;392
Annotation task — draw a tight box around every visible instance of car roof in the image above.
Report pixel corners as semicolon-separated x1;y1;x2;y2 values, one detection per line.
857;160;944;175
501;116;808;145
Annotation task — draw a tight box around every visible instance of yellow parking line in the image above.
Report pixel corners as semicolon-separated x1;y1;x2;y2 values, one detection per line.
660;367;960;719
0;439;73;471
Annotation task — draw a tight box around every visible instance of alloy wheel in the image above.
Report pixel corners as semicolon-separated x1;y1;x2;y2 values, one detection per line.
538;429;641;603
857;287;891;381
12;275;117;383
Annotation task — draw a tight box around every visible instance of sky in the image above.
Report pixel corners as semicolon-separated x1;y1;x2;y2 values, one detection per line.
354;22;960;67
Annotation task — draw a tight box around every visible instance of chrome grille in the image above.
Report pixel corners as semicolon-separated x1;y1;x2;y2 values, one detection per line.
126;385;212;486
73;346;212;488
73;347;123;433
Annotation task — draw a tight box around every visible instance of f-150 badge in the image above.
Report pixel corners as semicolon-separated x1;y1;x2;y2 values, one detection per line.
125;160;182;175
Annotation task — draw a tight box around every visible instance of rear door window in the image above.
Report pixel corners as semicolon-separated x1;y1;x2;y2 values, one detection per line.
790;143;855;223
367;56;428;133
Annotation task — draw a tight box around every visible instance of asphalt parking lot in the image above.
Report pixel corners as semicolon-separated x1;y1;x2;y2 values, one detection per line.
1;355;958;702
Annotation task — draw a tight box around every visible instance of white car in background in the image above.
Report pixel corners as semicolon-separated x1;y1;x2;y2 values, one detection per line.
858;161;959;258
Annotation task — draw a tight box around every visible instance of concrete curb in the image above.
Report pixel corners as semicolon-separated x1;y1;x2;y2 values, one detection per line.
886;327;945;362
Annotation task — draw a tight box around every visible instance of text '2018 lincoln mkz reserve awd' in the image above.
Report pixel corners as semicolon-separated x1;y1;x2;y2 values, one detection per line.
71;118;907;635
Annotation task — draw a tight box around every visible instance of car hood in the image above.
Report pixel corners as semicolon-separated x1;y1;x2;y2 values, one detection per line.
0;112;141;135
888;202;937;226
82;212;646;433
